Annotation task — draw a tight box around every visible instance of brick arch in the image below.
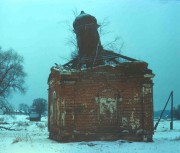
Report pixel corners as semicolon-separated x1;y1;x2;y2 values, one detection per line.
96;86;121;99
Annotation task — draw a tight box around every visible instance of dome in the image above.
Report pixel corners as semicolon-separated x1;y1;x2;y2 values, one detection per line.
73;11;99;30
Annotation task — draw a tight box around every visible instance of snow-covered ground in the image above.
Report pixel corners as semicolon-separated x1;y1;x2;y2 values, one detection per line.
0;115;180;153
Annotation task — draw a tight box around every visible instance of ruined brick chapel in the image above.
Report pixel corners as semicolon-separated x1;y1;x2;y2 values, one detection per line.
48;11;154;142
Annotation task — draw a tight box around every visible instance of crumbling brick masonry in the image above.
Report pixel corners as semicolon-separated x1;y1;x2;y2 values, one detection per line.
48;61;154;142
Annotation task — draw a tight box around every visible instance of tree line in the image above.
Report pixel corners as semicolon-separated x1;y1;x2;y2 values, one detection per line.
174;105;180;120
0;47;47;116
19;98;47;115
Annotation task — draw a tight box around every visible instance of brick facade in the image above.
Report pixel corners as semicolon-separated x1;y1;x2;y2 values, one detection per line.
48;61;154;142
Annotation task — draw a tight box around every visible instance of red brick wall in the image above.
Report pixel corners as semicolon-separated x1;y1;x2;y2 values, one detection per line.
48;62;154;142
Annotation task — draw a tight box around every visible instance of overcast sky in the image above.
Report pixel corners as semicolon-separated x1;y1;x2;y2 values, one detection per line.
0;0;180;110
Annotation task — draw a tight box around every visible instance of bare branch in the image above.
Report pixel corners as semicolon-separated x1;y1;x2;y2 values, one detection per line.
103;36;125;54
0;48;26;98
72;8;79;18
104;36;120;48
0;97;14;114
0;126;16;131
98;17;112;36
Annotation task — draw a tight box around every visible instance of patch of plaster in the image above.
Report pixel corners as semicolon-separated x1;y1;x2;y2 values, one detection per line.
57;98;60;124
49;79;54;85
142;87;152;95
60;99;66;127
50;104;53;125
128;93;140;103
129;112;140;129
95;97;117;114
122;117;128;126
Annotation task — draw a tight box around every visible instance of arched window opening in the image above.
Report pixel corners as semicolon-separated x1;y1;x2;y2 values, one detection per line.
96;87;120;130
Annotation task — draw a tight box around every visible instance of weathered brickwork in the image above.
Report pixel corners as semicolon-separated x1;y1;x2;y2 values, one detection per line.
48;61;154;142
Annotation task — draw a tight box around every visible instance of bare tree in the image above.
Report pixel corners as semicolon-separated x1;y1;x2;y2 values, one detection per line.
32;98;47;115
98;17;111;37
98;18;125;54
0;97;13;114
0;47;26;98
19;103;30;115
65;11;124;60
0;97;16;130
65;9;79;60
103;36;124;54
0;47;26;130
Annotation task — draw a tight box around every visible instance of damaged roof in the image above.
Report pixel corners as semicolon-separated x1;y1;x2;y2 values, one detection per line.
63;50;138;69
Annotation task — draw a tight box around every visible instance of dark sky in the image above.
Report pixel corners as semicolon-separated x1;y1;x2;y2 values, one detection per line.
0;0;180;110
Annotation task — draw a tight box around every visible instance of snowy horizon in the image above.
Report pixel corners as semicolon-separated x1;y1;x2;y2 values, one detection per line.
0;114;180;153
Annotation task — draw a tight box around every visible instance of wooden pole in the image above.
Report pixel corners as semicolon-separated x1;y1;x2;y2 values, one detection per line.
154;91;172;130
170;91;173;130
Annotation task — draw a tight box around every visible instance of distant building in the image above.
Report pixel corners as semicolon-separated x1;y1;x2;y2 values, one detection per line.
48;11;154;142
29;112;41;121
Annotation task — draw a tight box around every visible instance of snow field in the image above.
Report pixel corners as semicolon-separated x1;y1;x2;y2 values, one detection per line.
0;115;180;153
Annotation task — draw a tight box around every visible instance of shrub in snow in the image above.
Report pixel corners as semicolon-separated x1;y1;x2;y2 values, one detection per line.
16;121;29;127
0;117;4;122
36;122;47;131
173;136;180;141
12;136;23;144
12;133;32;144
